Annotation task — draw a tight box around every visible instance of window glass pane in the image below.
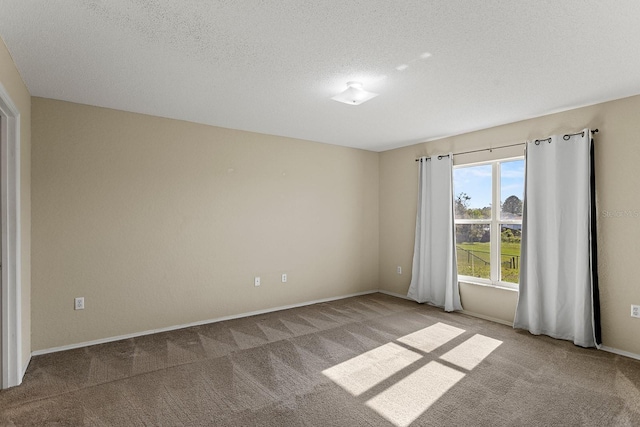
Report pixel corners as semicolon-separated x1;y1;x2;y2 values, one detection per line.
456;224;491;279
500;224;521;283
453;164;492;219
500;160;524;220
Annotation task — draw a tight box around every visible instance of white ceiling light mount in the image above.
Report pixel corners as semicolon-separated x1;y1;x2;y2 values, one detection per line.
331;81;379;105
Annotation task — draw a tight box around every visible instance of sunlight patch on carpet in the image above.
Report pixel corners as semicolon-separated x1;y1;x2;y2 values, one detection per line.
322;322;503;426
397;322;465;353
366;361;464;427
440;334;503;370
322;343;421;396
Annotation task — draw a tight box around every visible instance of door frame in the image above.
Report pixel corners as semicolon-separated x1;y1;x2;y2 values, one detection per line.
0;82;22;389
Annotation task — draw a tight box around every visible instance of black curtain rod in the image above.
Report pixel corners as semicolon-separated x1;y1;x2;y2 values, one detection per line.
415;129;599;162
534;128;599;145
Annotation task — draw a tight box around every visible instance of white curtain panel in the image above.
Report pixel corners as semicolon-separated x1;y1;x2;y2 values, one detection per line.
408;154;462;312
514;129;600;348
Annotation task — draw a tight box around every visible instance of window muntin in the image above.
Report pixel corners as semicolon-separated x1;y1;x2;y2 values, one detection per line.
453;158;524;287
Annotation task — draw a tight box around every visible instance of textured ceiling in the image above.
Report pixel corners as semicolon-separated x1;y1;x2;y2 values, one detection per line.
2;1;640;151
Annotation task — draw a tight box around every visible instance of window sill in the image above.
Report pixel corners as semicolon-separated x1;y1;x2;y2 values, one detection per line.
458;279;519;292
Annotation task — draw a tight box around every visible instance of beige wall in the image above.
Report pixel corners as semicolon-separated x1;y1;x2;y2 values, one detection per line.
0;38;31;370
379;94;640;355
17;51;640;357
31;98;379;351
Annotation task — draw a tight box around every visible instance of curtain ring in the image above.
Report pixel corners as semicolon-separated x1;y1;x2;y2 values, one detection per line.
563;135;570;140
535;140;541;145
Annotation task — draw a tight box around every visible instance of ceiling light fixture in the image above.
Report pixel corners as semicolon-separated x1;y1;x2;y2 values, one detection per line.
331;81;379;105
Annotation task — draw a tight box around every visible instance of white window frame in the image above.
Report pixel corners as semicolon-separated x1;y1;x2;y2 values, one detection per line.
454;156;524;290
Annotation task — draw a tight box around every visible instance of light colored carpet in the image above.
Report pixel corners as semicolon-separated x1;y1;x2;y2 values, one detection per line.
1;293;639;426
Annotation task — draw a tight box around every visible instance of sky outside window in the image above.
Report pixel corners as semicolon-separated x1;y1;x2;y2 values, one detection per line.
453;161;524;213
453;164;492;213
500;160;525;219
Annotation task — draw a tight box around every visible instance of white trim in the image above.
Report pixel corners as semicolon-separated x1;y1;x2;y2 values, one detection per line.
458;279;519;292
491;161;500;280
0;82;22;389
32;290;378;356
382;292;640;358
454;219;492;225
20;354;30;378
379;289;515;326
377;290;412;300
453;155;525;168
460;310;514;327
30;289;640;365
600;346;640;362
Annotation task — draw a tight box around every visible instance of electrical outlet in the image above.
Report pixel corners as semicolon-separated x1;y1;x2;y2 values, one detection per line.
397;266;402;275
631;305;640;318
281;273;287;283
254;277;261;287
74;297;85;310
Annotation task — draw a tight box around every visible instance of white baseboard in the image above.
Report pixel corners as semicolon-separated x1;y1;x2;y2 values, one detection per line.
459;310;514;327
378;290;516;328
382;292;640;361
600;346;640;361
377;290;411;300
31;290;378;356
32;290;640;364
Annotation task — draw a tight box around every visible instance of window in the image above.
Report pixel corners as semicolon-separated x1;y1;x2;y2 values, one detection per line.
453;158;524;287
